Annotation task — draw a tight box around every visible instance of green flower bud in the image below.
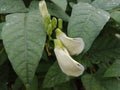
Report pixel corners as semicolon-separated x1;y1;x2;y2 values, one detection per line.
51;17;57;30
58;19;63;30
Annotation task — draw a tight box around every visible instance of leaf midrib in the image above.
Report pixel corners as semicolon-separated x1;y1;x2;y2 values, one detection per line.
24;14;29;84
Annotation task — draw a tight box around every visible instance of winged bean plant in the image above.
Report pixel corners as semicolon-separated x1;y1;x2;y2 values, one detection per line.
0;0;120;90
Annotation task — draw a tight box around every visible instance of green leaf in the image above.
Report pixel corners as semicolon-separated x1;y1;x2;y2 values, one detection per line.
29;1;39;11
54;81;77;90
102;78;120;90
92;0;120;10
94;68;120;90
111;11;120;24
104;59;120;77
2;11;46;86
0;0;27;14
81;74;107;90
13;76;38;90
13;78;23;90
29;1;69;21
68;2;110;52
0;23;4;39
47;2;69;21
29;76;38;90
43;62;70;88
69;2;75;8
77;0;91;3
51;0;67;11
88;29;120;63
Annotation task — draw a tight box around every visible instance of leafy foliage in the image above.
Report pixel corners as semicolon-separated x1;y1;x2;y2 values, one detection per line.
43;62;70;88
51;0;67;11
81;74;107;90
0;0;27;14
111;11;120;24
77;0;92;3
68;2;110;52
29;1;69;21
0;0;120;90
104;59;120;77
92;0;120;10
2;11;46;86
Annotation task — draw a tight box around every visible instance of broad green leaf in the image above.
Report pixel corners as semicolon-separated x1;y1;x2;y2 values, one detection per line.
47;2;69;21
2;11;46;86
13;78;23;90
29;1;39;11
43;62;70;88
88;28;120;63
77;0;91;3
102;78;120;90
28;76;38;90
0;23;4;39
54;81;77;90
111;11;120;24
104;59;120;77
92;0;120;10
69;2;75;8
29;1;69;21
94;68;120;90
68;2;110;52
0;0;27;14
81;74;107;90
51;0;67;11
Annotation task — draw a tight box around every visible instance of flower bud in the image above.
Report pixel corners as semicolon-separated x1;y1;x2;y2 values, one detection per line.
39;0;50;28
56;28;85;55
54;39;84;77
58;19;63;30
51;17;57;30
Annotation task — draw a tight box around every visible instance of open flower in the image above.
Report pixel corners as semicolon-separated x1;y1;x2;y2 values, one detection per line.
56;28;85;55
54;39;84;77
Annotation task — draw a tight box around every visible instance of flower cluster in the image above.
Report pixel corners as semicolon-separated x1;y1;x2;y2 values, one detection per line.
54;29;85;77
39;0;85;77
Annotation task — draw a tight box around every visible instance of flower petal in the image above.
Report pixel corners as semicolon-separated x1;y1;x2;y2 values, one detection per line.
39;0;50;19
56;29;85;55
54;47;84;77
39;0;50;29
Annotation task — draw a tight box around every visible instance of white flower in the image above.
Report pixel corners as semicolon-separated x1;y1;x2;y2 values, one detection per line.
54;39;84;77
39;0;50;18
56;28;85;55
39;0;50;28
